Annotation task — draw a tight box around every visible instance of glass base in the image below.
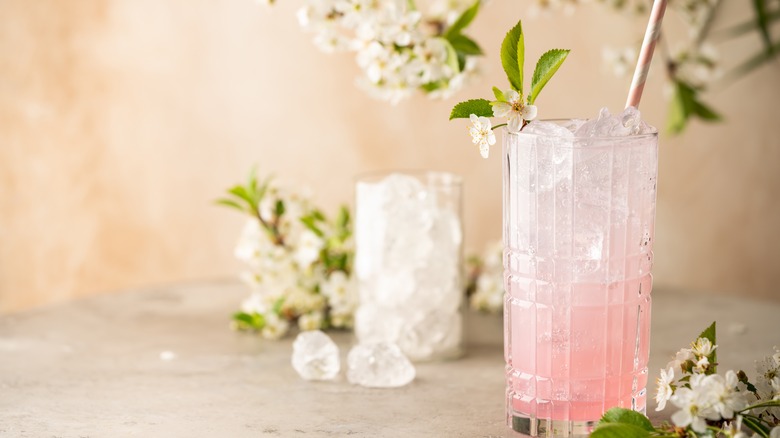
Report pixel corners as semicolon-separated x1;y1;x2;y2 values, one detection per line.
509;414;597;437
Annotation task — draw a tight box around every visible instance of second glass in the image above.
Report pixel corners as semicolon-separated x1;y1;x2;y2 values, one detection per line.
354;171;463;361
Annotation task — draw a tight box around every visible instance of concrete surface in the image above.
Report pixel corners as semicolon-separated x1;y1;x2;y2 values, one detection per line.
1;281;778;437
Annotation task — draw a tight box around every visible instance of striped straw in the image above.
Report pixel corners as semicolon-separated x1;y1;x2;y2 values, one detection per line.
625;0;669;109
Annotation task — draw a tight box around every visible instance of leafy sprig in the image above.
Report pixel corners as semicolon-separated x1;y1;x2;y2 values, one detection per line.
450;19;569;125
216;168;285;246
591;321;780;438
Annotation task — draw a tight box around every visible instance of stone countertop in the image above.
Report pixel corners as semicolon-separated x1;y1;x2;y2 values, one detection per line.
0;281;778;437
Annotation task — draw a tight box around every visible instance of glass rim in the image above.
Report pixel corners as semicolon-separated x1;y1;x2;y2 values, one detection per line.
354;169;463;188
506;118;659;141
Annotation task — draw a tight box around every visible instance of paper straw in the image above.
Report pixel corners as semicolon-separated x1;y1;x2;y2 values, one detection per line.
625;0;669;109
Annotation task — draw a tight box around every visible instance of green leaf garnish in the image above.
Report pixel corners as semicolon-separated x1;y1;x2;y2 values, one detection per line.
528;49;570;105
444;0;480;38
500;20;524;94
492;86;505;101
598;408;654;432
590;423;652;438
449;99;493;119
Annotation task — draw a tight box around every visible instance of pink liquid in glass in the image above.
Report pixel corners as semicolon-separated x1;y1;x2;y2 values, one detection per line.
503;121;658;437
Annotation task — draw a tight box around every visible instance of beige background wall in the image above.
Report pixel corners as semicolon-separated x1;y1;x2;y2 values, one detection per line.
1;0;778;313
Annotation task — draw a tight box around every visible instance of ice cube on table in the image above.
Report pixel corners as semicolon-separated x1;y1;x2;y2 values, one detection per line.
347;342;416;388
291;330;341;381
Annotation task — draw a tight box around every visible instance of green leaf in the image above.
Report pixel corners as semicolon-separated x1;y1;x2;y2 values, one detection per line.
421;81;447;93
232;312;265;330
500;20;524;94
667;82;690;134
300;216;325;238
492;86;505;101
214;198;246;212
697;321;717;374
449;99;494;119
275;199;285;217
528;49;570;105
692;99;721;121
666;81;720;134
440;38;461;74
598;408;654;432
590;423;652;438
715;10;780;39
726;38;780;80
337;206;350;229
742;415;770;436
447;33;483;56
311;209;326;221
752;0;774;54
246;167;259;202
272;297;285;315
228;185;253;205
444;0;480;38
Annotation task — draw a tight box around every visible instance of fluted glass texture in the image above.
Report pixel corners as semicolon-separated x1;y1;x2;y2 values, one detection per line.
503;124;658;437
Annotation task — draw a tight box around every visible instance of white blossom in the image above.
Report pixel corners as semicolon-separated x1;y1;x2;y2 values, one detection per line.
469;114;496;158
294;230;325;269
298;311;325;331
667;346;695;373
691;337;717;358
410;37;452;84
380;10;422;47
655;367;675;411
670;386;718;433
491;89;537;132
708;370;749;419
261;313;290;340
673;43;721;90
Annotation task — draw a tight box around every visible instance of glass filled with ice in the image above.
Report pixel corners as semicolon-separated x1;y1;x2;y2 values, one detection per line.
354;171;463;362
504;108;658;436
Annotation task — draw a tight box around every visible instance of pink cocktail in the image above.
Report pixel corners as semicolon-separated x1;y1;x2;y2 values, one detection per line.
503;116;658;436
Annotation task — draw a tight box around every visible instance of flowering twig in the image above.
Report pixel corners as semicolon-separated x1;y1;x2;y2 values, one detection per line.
449;20;569;158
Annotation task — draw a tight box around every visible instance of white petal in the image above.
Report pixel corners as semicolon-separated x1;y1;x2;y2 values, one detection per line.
478;117;492;129
505;89;520;103
671;410;691;428
522;104;538;121
507;115;522;133
487;131;496;145
470;113;479;124
492;102;512;118
479;142;489;158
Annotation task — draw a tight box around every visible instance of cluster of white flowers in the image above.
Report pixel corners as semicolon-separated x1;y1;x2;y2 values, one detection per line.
467;89;538;158
232;184;357;340
468;240;504;313
297;0;481;103
672;43;721;90
656;337;780;436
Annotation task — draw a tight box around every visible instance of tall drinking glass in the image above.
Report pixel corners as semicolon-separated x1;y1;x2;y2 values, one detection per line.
503;122;658;436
